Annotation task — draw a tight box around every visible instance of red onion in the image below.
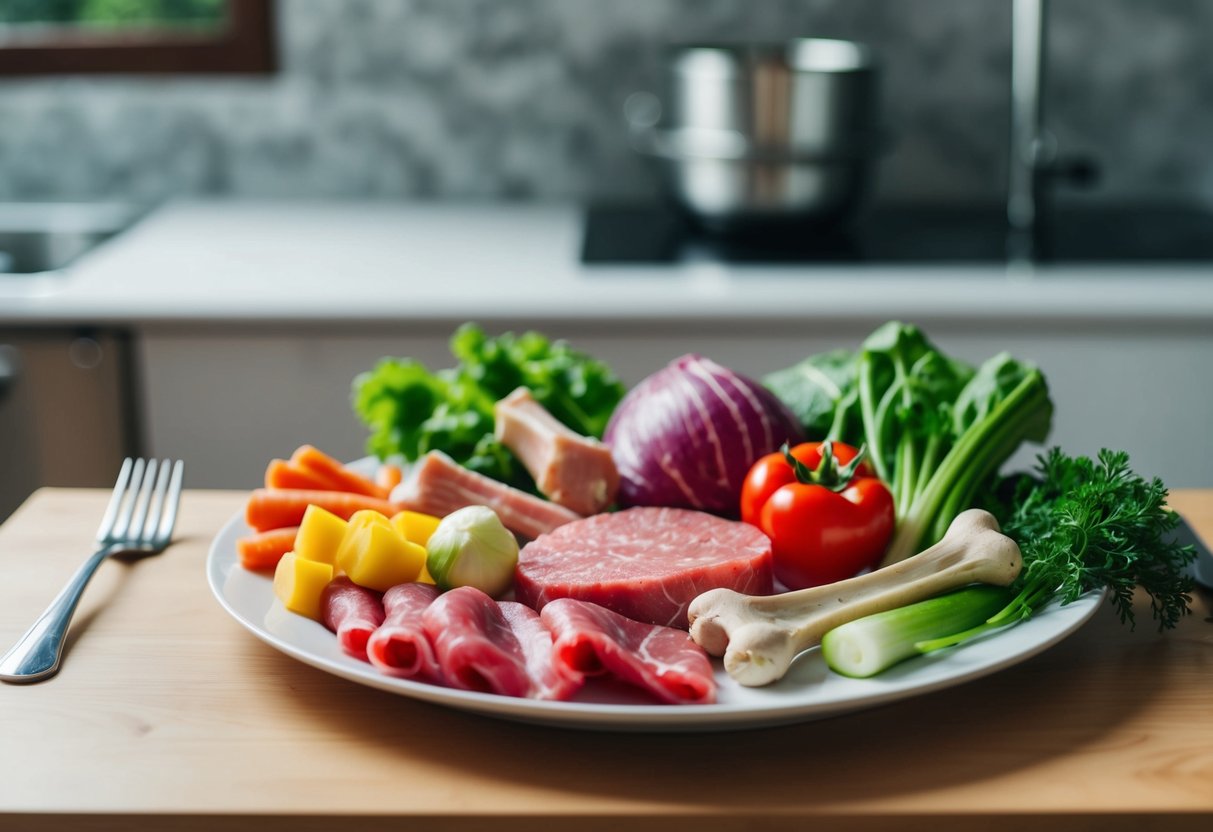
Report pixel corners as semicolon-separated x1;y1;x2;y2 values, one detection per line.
604;354;804;515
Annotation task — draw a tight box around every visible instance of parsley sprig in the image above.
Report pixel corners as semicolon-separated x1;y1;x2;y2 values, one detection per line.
921;448;1196;651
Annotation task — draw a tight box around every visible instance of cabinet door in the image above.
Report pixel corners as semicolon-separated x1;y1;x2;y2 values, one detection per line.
0;330;133;520
138;325;1213;490
138;332;454;489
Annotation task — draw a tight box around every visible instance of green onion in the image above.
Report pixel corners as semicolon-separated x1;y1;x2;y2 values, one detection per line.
820;585;1014;678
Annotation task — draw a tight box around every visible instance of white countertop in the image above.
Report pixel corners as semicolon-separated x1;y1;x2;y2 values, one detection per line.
4;199;1213;327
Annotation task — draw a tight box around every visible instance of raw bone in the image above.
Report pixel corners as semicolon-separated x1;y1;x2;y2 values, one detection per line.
687;509;1022;687
494;387;619;516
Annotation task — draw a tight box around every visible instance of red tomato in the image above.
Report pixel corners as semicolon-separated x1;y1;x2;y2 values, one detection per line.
740;442;870;526
740;442;893;589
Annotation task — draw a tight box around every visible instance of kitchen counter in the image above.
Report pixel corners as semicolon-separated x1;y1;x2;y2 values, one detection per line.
1;487;1211;832
4;199;1213;327
3;198;1211;490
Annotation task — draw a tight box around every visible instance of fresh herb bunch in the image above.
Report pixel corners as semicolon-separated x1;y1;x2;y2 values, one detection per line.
918;448;1197;654
352;324;625;491
995;447;1196;630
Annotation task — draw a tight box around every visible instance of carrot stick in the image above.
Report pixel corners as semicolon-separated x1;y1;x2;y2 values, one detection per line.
376;463;403;493
245;488;398;533
236;526;299;572
291;445;389;500
265;459;332;491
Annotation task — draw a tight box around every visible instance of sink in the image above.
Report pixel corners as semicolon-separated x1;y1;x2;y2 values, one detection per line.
0;202;146;275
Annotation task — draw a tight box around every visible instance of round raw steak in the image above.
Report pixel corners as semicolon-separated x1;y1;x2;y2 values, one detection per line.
514;507;774;629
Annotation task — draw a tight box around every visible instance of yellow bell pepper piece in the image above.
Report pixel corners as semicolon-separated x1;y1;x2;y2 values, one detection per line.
348;509;394;532
293;505;349;565
336;521;427;592
273;551;334;621
390;510;442;547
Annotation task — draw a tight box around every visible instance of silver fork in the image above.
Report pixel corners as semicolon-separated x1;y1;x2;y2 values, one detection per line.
0;458;184;683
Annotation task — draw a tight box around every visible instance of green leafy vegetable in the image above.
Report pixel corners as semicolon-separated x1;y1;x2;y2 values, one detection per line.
352;324;625;490
763;349;863;443
877;345;1053;563
965;448;1196;636
764;322;1054;565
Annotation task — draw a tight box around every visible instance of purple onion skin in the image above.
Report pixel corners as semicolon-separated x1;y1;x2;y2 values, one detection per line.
604;354;805;516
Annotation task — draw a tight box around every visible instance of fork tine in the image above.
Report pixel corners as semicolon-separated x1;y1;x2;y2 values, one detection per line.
155;460;185;545
108;458;146;541
126;459;159;543
142;460;173;541
95;457;134;541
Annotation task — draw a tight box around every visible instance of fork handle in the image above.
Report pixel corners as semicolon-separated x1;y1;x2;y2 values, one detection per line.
0;545;121;683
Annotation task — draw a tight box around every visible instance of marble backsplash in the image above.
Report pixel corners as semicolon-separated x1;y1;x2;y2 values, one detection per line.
0;0;1210;206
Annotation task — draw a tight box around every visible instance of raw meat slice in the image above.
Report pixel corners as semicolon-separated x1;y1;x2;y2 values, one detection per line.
320;577;385;661
367;582;443;681
515;507;774;628
394;450;581;540
421;586;533;698
498;601;582;701
541;599;716;705
494;387;620;515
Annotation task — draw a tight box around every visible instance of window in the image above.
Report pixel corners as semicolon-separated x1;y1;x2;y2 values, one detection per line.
0;0;275;75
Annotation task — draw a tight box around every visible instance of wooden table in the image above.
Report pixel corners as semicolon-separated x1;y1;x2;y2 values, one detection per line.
1;488;1210;832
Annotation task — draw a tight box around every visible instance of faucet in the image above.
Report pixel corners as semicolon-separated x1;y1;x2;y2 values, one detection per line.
1008;0;1098;256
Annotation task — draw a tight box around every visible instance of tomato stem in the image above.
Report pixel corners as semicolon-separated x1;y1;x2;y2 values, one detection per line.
782;441;868;493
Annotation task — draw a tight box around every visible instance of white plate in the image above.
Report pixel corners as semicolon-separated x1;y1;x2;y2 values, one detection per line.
207;509;1103;732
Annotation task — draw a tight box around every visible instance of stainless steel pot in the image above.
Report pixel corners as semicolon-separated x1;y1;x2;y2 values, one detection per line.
627;39;883;230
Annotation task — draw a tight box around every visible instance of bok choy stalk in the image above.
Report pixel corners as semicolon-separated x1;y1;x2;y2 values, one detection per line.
821;448;1197;679
858;323;1053;566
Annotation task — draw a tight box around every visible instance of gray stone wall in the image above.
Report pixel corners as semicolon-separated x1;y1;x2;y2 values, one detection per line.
0;0;1210;205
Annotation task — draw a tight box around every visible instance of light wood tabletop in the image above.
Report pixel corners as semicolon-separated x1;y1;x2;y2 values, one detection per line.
1;487;1210;832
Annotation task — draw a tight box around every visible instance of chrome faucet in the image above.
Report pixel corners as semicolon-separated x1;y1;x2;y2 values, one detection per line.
1008;0;1098;255
1009;0;1047;232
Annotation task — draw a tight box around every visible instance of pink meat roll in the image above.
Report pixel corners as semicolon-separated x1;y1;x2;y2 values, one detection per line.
320;577;385;662
367;582;443;681
421;586;534;698
540;598;717;705
498;601;582;701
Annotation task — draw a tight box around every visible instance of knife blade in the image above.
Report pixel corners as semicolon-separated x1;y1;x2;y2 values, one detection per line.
1174;516;1213;590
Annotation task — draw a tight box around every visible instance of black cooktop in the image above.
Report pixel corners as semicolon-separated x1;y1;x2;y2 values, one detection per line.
580;201;1213;265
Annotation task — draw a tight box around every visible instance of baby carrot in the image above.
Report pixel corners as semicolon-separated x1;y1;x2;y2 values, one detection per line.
291;445;389;500
236;526;299;571
245;488;398;532
265;459;332;491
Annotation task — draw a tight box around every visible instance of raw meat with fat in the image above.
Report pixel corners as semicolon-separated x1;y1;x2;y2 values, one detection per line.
515;507;774;628
498;601;582;701
421;586;535;698
494;387;619;515
394;450;581;539
541;599;716;705
367;582;443;681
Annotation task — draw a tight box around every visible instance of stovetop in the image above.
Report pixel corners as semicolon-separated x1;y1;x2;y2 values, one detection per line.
580;201;1213;266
